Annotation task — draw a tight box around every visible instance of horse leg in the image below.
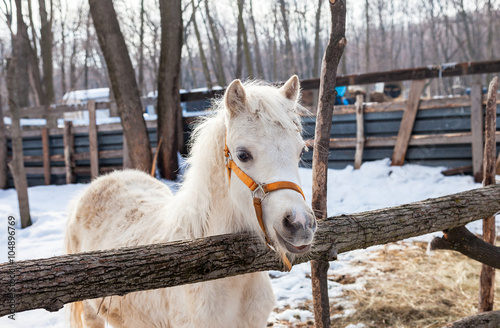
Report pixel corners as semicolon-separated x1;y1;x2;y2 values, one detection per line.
237;272;276;328
81;300;106;328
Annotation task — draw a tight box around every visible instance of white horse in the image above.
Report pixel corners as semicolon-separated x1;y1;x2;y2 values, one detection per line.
64;75;317;328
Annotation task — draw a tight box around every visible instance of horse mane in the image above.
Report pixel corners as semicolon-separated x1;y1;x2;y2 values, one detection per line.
169;80;304;239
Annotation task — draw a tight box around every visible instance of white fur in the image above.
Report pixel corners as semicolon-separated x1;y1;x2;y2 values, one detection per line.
64;77;315;328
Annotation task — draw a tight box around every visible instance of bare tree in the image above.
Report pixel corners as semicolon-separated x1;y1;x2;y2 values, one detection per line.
237;0;253;79
13;0;33;108
157;0;183;180
89;0;152;172
6;57;32;228
59;0;67;97
248;0;264;79
312;0;323;78
191;0;212;89
138;0;145;95
0;74;7;189
279;0;297;76
205;0;226;86
39;0;55;104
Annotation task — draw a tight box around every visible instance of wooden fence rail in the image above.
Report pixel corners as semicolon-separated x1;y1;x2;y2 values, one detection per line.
1;184;499;317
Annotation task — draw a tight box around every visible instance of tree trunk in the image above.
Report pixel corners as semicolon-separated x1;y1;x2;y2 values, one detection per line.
205;0;226;86
26;0;47;107
39;0;54;104
312;0;323;78
185;40;198;89
365;0;370;72
69;41;77;91
235;7;243;79
0;93;7;189
59;1;67;97
279;0;297;76
157;0;183;181
14;0;32;108
237;0;253;79
191;0;212;89
84;11;90;90
310;1;347;327
248;0;264;79
89;0;152;173
138;0;145;95
6;58;32;228
1;184;500;316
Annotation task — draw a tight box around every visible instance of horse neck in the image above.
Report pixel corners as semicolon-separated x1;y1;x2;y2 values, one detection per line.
172;115;255;239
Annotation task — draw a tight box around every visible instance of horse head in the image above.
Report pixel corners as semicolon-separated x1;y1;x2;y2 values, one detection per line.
223;76;317;264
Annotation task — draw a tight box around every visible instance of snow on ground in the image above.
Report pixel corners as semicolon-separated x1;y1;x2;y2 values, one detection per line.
0;159;493;328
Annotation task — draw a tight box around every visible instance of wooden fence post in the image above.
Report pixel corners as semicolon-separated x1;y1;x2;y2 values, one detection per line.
63;121;75;184
470;82;484;182
354;94;365;169
479;76;498;313
41;128;51;185
497;152;500;175
310;1;346;327
391;79;425;166
88;100;99;179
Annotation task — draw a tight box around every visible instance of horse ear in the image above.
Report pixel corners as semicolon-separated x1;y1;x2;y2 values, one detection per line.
280;75;300;101
225;79;247;117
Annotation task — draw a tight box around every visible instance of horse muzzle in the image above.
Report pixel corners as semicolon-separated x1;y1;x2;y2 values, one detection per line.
274;208;316;254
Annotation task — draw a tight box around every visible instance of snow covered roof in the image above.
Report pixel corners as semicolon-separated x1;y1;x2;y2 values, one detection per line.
62;88;110;105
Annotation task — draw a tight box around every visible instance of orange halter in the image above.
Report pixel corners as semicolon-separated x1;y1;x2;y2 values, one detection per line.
224;135;305;271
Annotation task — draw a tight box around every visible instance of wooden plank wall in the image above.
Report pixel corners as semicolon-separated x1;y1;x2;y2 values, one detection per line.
301;96;500;170
3;95;500;187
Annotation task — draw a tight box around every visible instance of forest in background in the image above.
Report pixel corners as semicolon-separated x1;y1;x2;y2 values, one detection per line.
0;0;499;107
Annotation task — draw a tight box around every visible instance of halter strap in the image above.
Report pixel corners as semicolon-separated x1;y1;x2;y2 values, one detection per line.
224;135;305;271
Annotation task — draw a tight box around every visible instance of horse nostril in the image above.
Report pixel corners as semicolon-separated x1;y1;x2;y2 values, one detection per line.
282;213;299;235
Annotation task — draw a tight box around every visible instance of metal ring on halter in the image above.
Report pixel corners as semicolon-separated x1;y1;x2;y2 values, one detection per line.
252;184;268;200
225;152;232;165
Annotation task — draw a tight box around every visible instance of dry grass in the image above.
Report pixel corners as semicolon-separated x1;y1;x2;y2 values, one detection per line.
331;241;500;328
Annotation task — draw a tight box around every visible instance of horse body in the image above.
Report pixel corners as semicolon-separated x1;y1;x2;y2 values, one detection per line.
65;76;316;328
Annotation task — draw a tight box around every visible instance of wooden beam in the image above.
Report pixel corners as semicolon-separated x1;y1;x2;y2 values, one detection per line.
63;121;75;184
1;184;499;316
479;76;498;313
497;152;500;175
301;59;500;90
88;100;99;180
442;310;500;328
304;131;499;150
354;95;364;169
41;128;51;185
470;82;484;182
391;80;425;166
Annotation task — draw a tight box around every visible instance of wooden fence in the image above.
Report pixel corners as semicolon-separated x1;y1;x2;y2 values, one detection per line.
2;94;499;188
0;183;499;316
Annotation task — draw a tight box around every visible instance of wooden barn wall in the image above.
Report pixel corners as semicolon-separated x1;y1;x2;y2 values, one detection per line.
301;104;500;169
5;104;500;187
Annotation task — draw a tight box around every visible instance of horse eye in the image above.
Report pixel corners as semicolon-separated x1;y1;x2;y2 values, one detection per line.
237;151;252;163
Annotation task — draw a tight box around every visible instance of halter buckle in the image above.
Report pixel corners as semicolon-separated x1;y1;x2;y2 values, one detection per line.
252;184;268;201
